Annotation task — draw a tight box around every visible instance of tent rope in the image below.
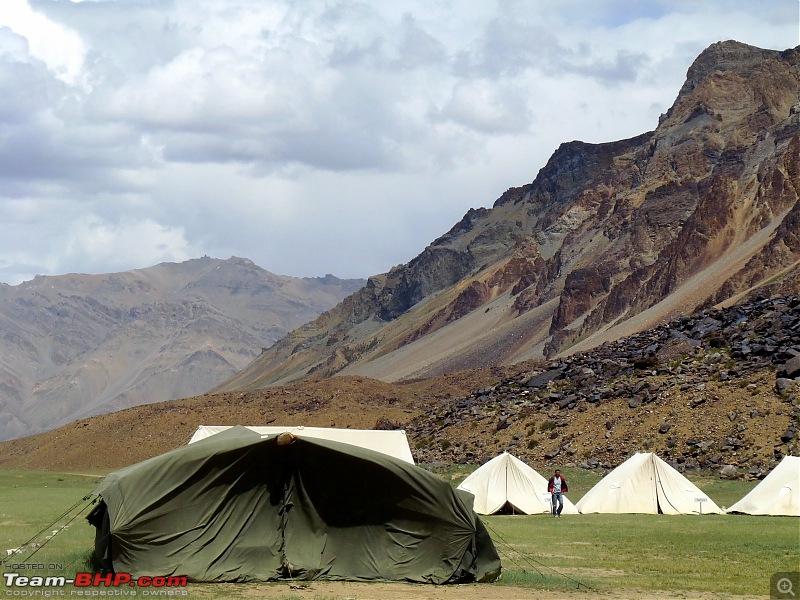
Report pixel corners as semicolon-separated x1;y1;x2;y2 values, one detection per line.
480;519;549;576
484;528;544;576
481;518;595;590
10;495;96;565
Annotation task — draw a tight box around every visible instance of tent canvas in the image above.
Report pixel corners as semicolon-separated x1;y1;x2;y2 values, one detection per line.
727;455;799;516
575;452;723;515
188;425;415;464
457;452;578;515
88;426;500;584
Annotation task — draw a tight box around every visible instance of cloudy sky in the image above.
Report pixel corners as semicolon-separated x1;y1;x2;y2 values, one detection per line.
0;1;796;285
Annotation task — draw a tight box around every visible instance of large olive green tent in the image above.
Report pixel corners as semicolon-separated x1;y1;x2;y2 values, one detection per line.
87;426;501;584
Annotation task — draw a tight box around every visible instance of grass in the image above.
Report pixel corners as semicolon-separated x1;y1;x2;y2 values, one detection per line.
439;465;795;595
0;470;102;581
484;512;798;595
1;468;796;598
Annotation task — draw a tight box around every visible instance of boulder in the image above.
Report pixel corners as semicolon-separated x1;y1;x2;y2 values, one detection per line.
775;378;798;395
778;355;800;379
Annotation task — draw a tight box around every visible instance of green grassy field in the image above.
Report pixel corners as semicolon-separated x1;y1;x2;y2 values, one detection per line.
0;471;102;578
485;512;798;595
425;465;799;595
1;468;797;598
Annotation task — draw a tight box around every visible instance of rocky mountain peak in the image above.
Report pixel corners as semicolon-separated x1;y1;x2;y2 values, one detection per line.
215;41;799;393
675;40;790;107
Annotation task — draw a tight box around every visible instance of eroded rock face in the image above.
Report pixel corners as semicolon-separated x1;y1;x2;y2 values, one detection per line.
378;247;477;321
220;41;800;391
541;44;800;357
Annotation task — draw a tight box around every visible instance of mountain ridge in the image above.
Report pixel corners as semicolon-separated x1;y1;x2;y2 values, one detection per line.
215;40;800;392
0;256;364;440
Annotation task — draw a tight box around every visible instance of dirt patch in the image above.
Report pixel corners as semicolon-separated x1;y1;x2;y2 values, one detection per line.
187;581;763;600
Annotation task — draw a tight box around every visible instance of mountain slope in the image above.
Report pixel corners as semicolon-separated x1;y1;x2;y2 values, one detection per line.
217;41;800;392
0;290;795;474
0;256;364;440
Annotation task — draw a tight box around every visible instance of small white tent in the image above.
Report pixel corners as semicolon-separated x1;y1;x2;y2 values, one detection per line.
576;452;722;515
457;452;578;515
727;456;799;516
188;425;415;464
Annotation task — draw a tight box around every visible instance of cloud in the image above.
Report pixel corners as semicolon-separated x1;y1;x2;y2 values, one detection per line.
0;27;63;122
0;0;796;285
4;0;86;84
433;80;531;133
59;214;196;274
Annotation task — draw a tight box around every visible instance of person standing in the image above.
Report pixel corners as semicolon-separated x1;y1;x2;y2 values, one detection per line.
548;469;568;517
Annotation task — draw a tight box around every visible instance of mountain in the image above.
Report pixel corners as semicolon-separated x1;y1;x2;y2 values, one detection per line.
0;291;796;474
0;256;364;440
215;41;800;393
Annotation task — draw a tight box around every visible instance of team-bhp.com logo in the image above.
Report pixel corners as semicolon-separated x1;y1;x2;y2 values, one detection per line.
4;571;188;596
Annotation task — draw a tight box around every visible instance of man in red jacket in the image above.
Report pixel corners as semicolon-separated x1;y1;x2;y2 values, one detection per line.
547;469;568;517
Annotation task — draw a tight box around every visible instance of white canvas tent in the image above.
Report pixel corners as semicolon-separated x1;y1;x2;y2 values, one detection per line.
457;452;578;515
576;452;723;515
188;425;415;464
727;455;799;516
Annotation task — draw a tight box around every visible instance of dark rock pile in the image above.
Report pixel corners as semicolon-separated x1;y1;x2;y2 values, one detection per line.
406;294;800;475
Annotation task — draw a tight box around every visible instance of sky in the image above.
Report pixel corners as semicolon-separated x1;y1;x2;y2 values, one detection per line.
0;1;797;285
